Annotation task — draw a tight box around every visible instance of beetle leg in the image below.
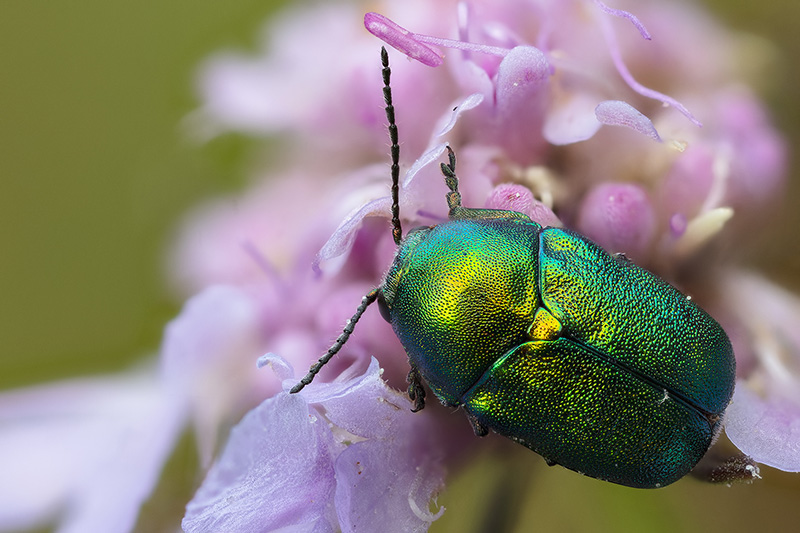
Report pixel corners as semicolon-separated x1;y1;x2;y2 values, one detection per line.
465;411;489;437
451;206;532;222
690;449;761;484
439;145;463;214
439;146;532;223
407;365;427;412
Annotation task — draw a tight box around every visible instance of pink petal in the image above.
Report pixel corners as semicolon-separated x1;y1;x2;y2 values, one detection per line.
160;285;268;466
577;183;656;259
184;359;445;532
543;93;603;145
495;46;550;121
726;384;800;472
182;393;339;533
0;371;184;533
484;184;561;227
595;100;661;141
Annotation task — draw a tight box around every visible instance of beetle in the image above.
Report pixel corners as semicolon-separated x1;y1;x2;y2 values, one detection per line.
291;47;737;489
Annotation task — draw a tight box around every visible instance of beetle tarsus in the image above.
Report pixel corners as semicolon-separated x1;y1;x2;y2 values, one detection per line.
407;366;427;412
466;411;489;437
440;146;464;215
690;449;761;484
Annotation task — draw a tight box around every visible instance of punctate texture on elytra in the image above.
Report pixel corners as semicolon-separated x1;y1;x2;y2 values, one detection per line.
382;217;735;488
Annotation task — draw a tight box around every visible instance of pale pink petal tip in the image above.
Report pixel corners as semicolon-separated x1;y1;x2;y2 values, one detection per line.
403;143;449;187
725;384;800;472
364;12;443;67
595;100;661;142
256;352;294;382
435;93;484;137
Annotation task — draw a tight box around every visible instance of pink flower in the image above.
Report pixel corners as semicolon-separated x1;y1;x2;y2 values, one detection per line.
1;1;795;532
175;0;796;529
182;358;445;532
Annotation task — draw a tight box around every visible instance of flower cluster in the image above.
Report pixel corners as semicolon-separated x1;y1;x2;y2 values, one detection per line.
1;1;797;532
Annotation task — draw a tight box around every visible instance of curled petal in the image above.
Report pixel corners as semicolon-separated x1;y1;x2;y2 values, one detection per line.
434;93;484;137
257;352;295;383
403;143;449;187
314;197;392;274
301;359;402;440
595;100;661;142
599;15;701;127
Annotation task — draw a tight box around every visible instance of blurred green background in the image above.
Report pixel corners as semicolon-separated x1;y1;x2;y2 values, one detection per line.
0;1;798;532
0;0;288;388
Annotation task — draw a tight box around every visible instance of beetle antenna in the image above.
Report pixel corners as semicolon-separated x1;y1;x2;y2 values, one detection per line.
291;49;400;394
440;146;463;214
382;46;403;246
290;288;380;393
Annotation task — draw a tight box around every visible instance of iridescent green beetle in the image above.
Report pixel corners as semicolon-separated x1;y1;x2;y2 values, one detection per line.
292;47;737;489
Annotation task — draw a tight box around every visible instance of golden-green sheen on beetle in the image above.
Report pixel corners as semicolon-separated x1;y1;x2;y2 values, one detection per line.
291;47;736;489
381;218;734;488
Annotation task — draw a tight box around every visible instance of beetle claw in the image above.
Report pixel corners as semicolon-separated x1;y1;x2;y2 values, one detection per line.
407;366;427;412
690;449;761;484
465;411;489;437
